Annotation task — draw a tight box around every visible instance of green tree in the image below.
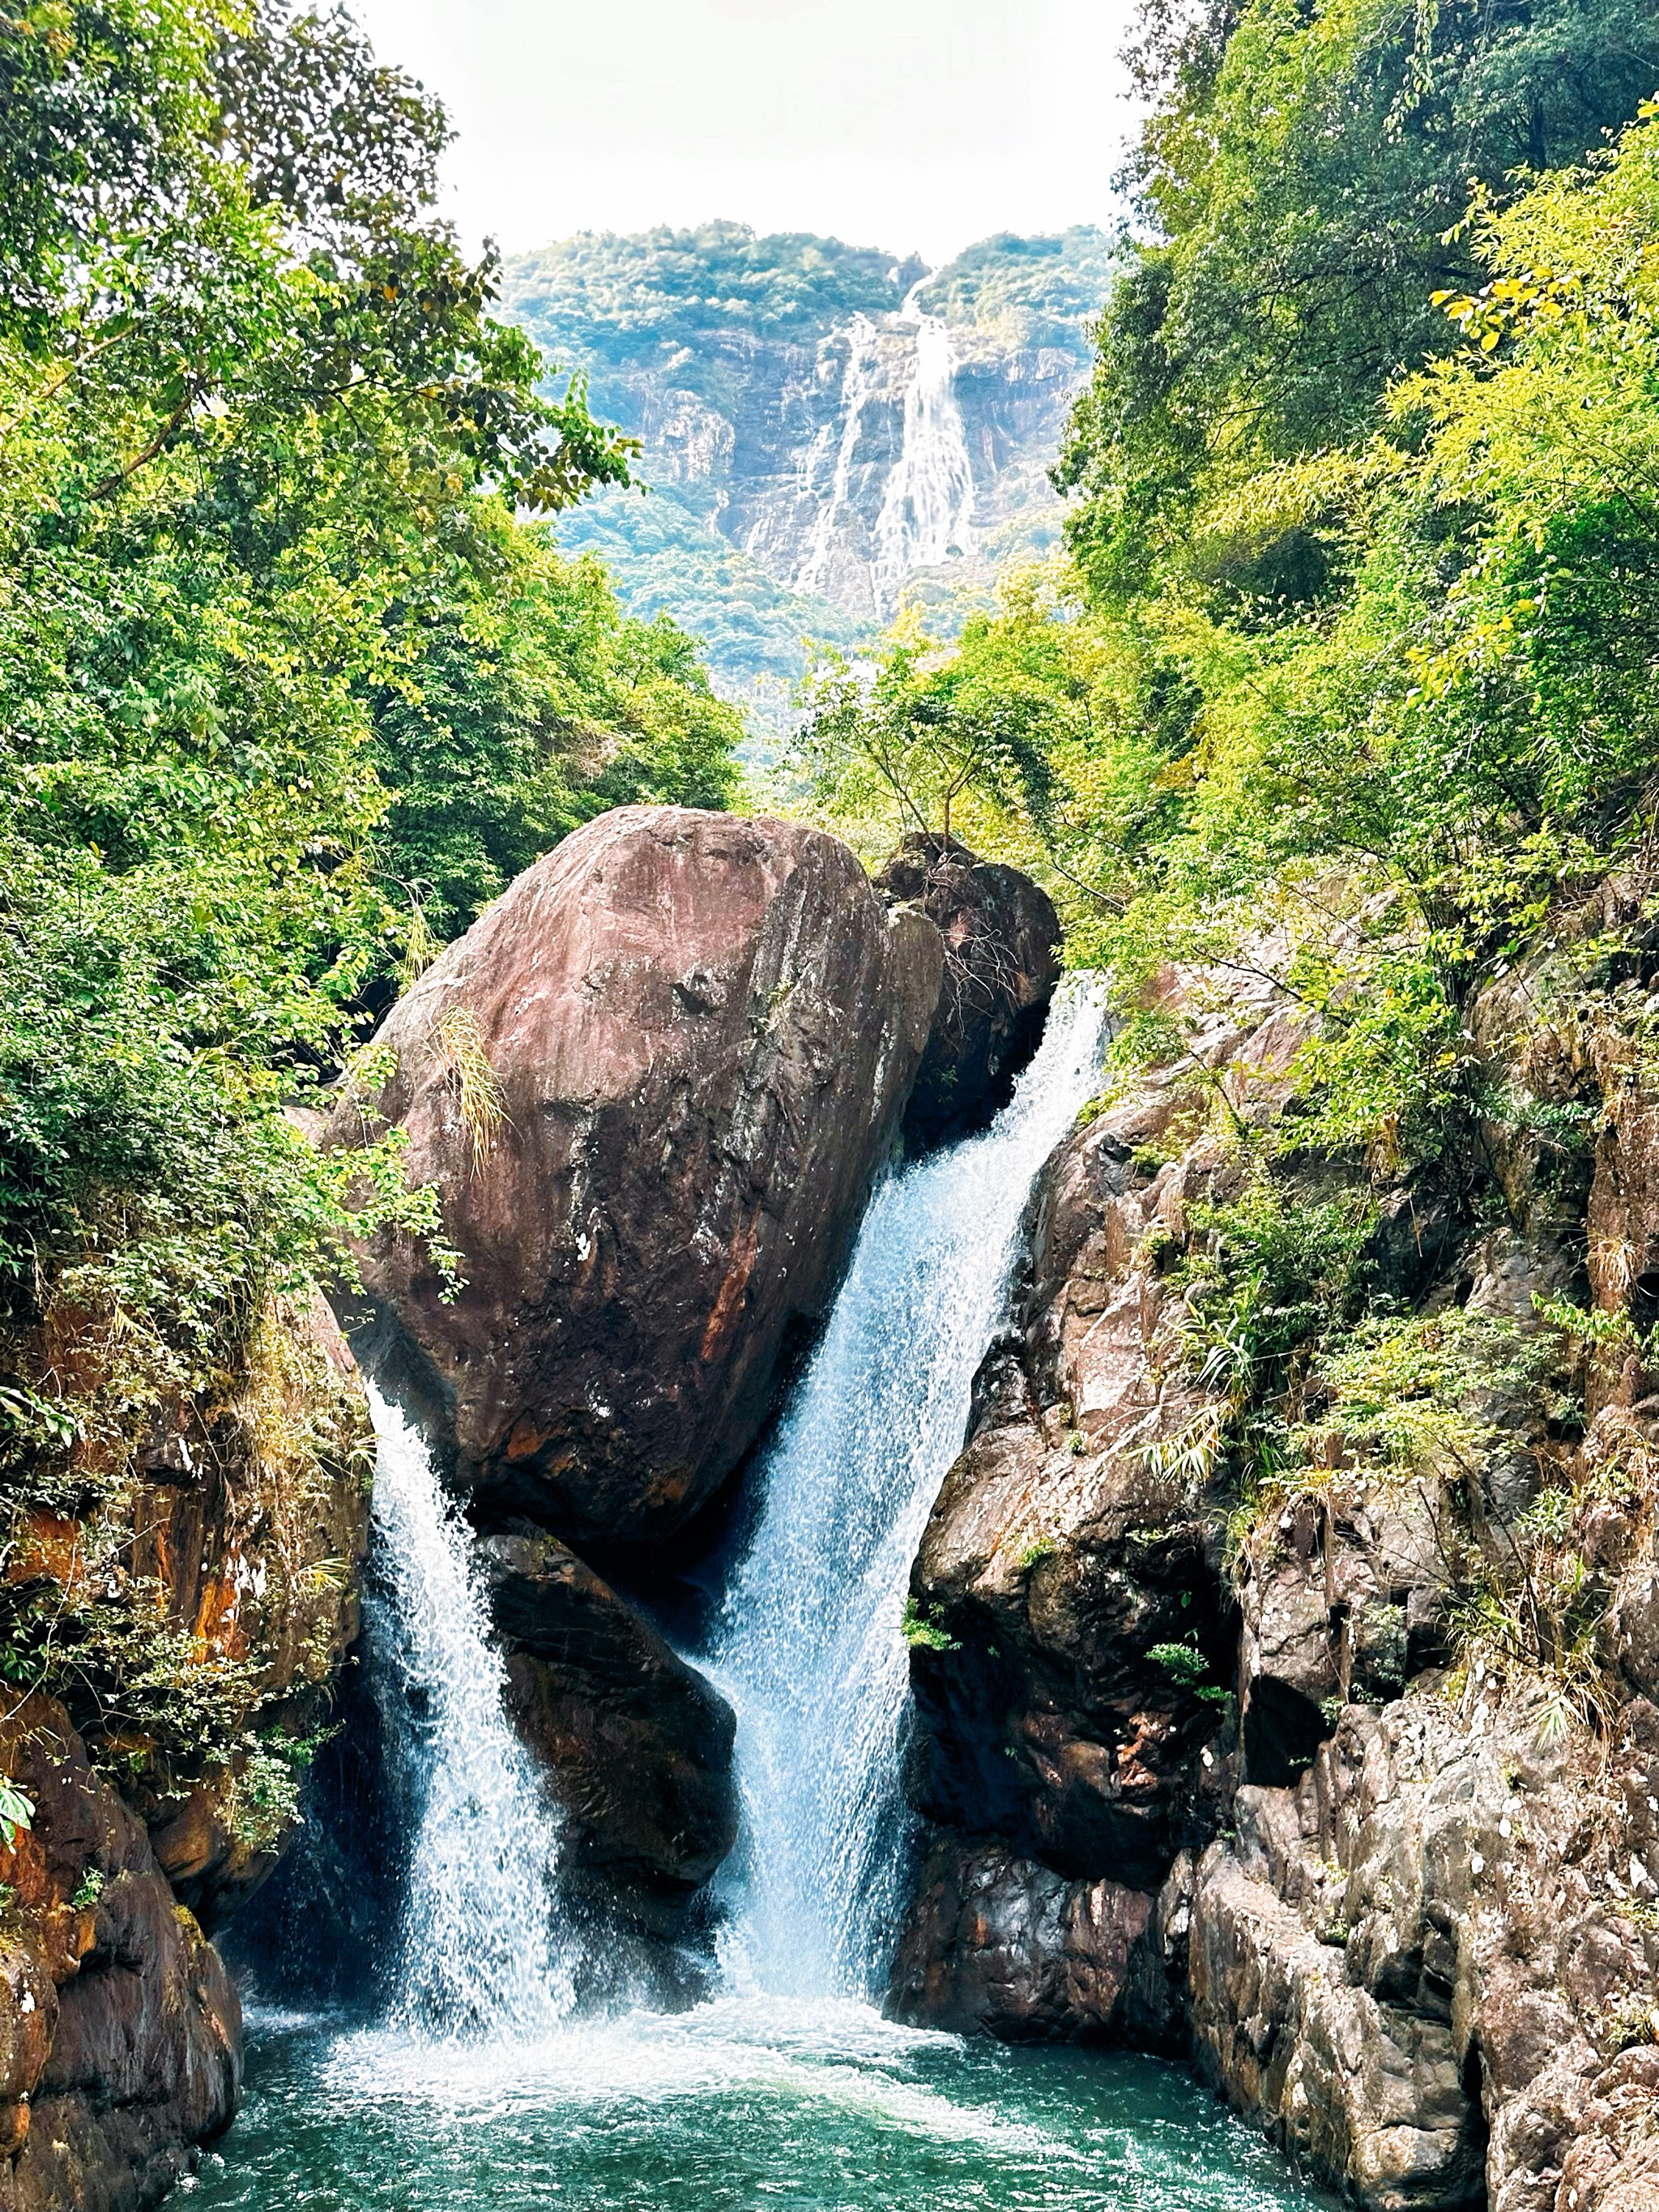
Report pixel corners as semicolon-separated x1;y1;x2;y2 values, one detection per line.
0;0;731;1470
1058;0;1659;607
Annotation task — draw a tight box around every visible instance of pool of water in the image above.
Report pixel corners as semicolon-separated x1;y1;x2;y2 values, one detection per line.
188;1999;1326;2212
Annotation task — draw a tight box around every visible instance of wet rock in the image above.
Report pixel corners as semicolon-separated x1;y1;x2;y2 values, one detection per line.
17;1290;372;1934
338;805;942;1547
480;1531;737;1943
0;1692;240;2212
901;997;1290;1899
873;835;1060;1148
886;1832;1179;2044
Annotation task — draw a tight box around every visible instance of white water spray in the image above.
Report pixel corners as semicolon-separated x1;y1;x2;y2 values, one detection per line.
707;980;1107;1996
365;1383;576;2039
792;280;977;619
872;278;977;614
794;313;884;600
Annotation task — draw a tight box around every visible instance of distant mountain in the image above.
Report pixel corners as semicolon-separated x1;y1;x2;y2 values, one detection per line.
500;224;1119;744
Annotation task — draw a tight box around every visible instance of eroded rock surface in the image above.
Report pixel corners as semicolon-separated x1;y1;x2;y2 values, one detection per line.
1187;1692;1659;2212
890;950;1659;2211
888;1832;1182;2044
481;1531;737;1944
874;835;1060;1148
0;1694;240;2212
6;1290;371;1931
341;805;943;1546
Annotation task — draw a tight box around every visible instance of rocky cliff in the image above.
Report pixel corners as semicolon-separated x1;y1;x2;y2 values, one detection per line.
0;1291;371;2206
0;1693;241;2212
887;942;1659;2211
499;227;1119;732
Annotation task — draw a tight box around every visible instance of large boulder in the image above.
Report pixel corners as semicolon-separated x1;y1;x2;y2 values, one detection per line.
480;1531;737;1944
339;806;943;1546
874;835;1060;1149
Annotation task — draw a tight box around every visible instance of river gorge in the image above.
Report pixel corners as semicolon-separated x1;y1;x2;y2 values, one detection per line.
4;807;1657;2212
187;973;1316;2212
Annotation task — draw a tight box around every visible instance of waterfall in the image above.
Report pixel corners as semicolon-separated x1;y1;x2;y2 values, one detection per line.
707;979;1107;1998
872;278;977;617
365;1383;576;2039
793;312;883;600
791;280;977;621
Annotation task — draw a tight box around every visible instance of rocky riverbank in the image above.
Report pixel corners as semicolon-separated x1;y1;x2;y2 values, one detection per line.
887;929;1659;2212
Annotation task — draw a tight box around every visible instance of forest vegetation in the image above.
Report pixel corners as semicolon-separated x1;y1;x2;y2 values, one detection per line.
0;0;738;1727
6;0;1659;1764
787;0;1659;1702
795;0;1659;1177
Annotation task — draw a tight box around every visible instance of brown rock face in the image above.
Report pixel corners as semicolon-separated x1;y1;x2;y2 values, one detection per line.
892;940;1659;2210
9;1291;371;1937
0;1693;240;2212
343;806;943;1545
888;1833;1181;2045
1186;1693;1659;2212
874;835;1060;1150
480;1531;737;1943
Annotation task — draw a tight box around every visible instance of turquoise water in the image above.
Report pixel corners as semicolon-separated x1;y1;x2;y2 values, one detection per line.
190;2001;1324;2212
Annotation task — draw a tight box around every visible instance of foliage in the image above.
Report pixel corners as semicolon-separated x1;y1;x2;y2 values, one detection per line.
900;1597;960;1653
503;222;915;413
0;1779;33;1846
549;486;860;752
1147;1638;1233;1703
1056;0;1659;608
1298;1311;1558;1481
0;0;740;1767
784;582;1077;857
915;228;1123;348
0;0;739;1450
369;520;740;937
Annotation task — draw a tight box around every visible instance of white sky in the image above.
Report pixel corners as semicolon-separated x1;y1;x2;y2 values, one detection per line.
347;0;1141;267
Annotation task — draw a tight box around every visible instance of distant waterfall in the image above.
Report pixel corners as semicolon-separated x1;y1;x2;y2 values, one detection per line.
791;278;977;621
365;1384;576;2038
707;980;1107;1996
795;312;883;600
872;279;977;614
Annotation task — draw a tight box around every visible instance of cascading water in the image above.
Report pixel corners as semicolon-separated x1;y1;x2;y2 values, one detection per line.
707;978;1107;1997
364;1381;575;2039
872;277;977;615
791;280;977;619
793;311;883;600
201;996;1318;2212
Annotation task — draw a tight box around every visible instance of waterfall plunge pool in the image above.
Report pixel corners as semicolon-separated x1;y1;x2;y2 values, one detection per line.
208;984;1328;2210
188;1999;1327;2211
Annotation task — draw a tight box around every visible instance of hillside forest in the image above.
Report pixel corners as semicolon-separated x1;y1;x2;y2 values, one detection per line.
6;0;1659;1830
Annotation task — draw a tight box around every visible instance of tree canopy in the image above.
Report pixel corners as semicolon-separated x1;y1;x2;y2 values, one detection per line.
793;5;1659;1184
0;0;740;1462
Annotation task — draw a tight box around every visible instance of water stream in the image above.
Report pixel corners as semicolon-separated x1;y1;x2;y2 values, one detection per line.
362;1385;575;2036
708;977;1104;1994
791;278;977;619
194;989;1324;2212
872;277;977;613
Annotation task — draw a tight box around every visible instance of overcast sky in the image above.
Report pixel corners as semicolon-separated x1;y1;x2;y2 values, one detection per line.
347;0;1141;267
